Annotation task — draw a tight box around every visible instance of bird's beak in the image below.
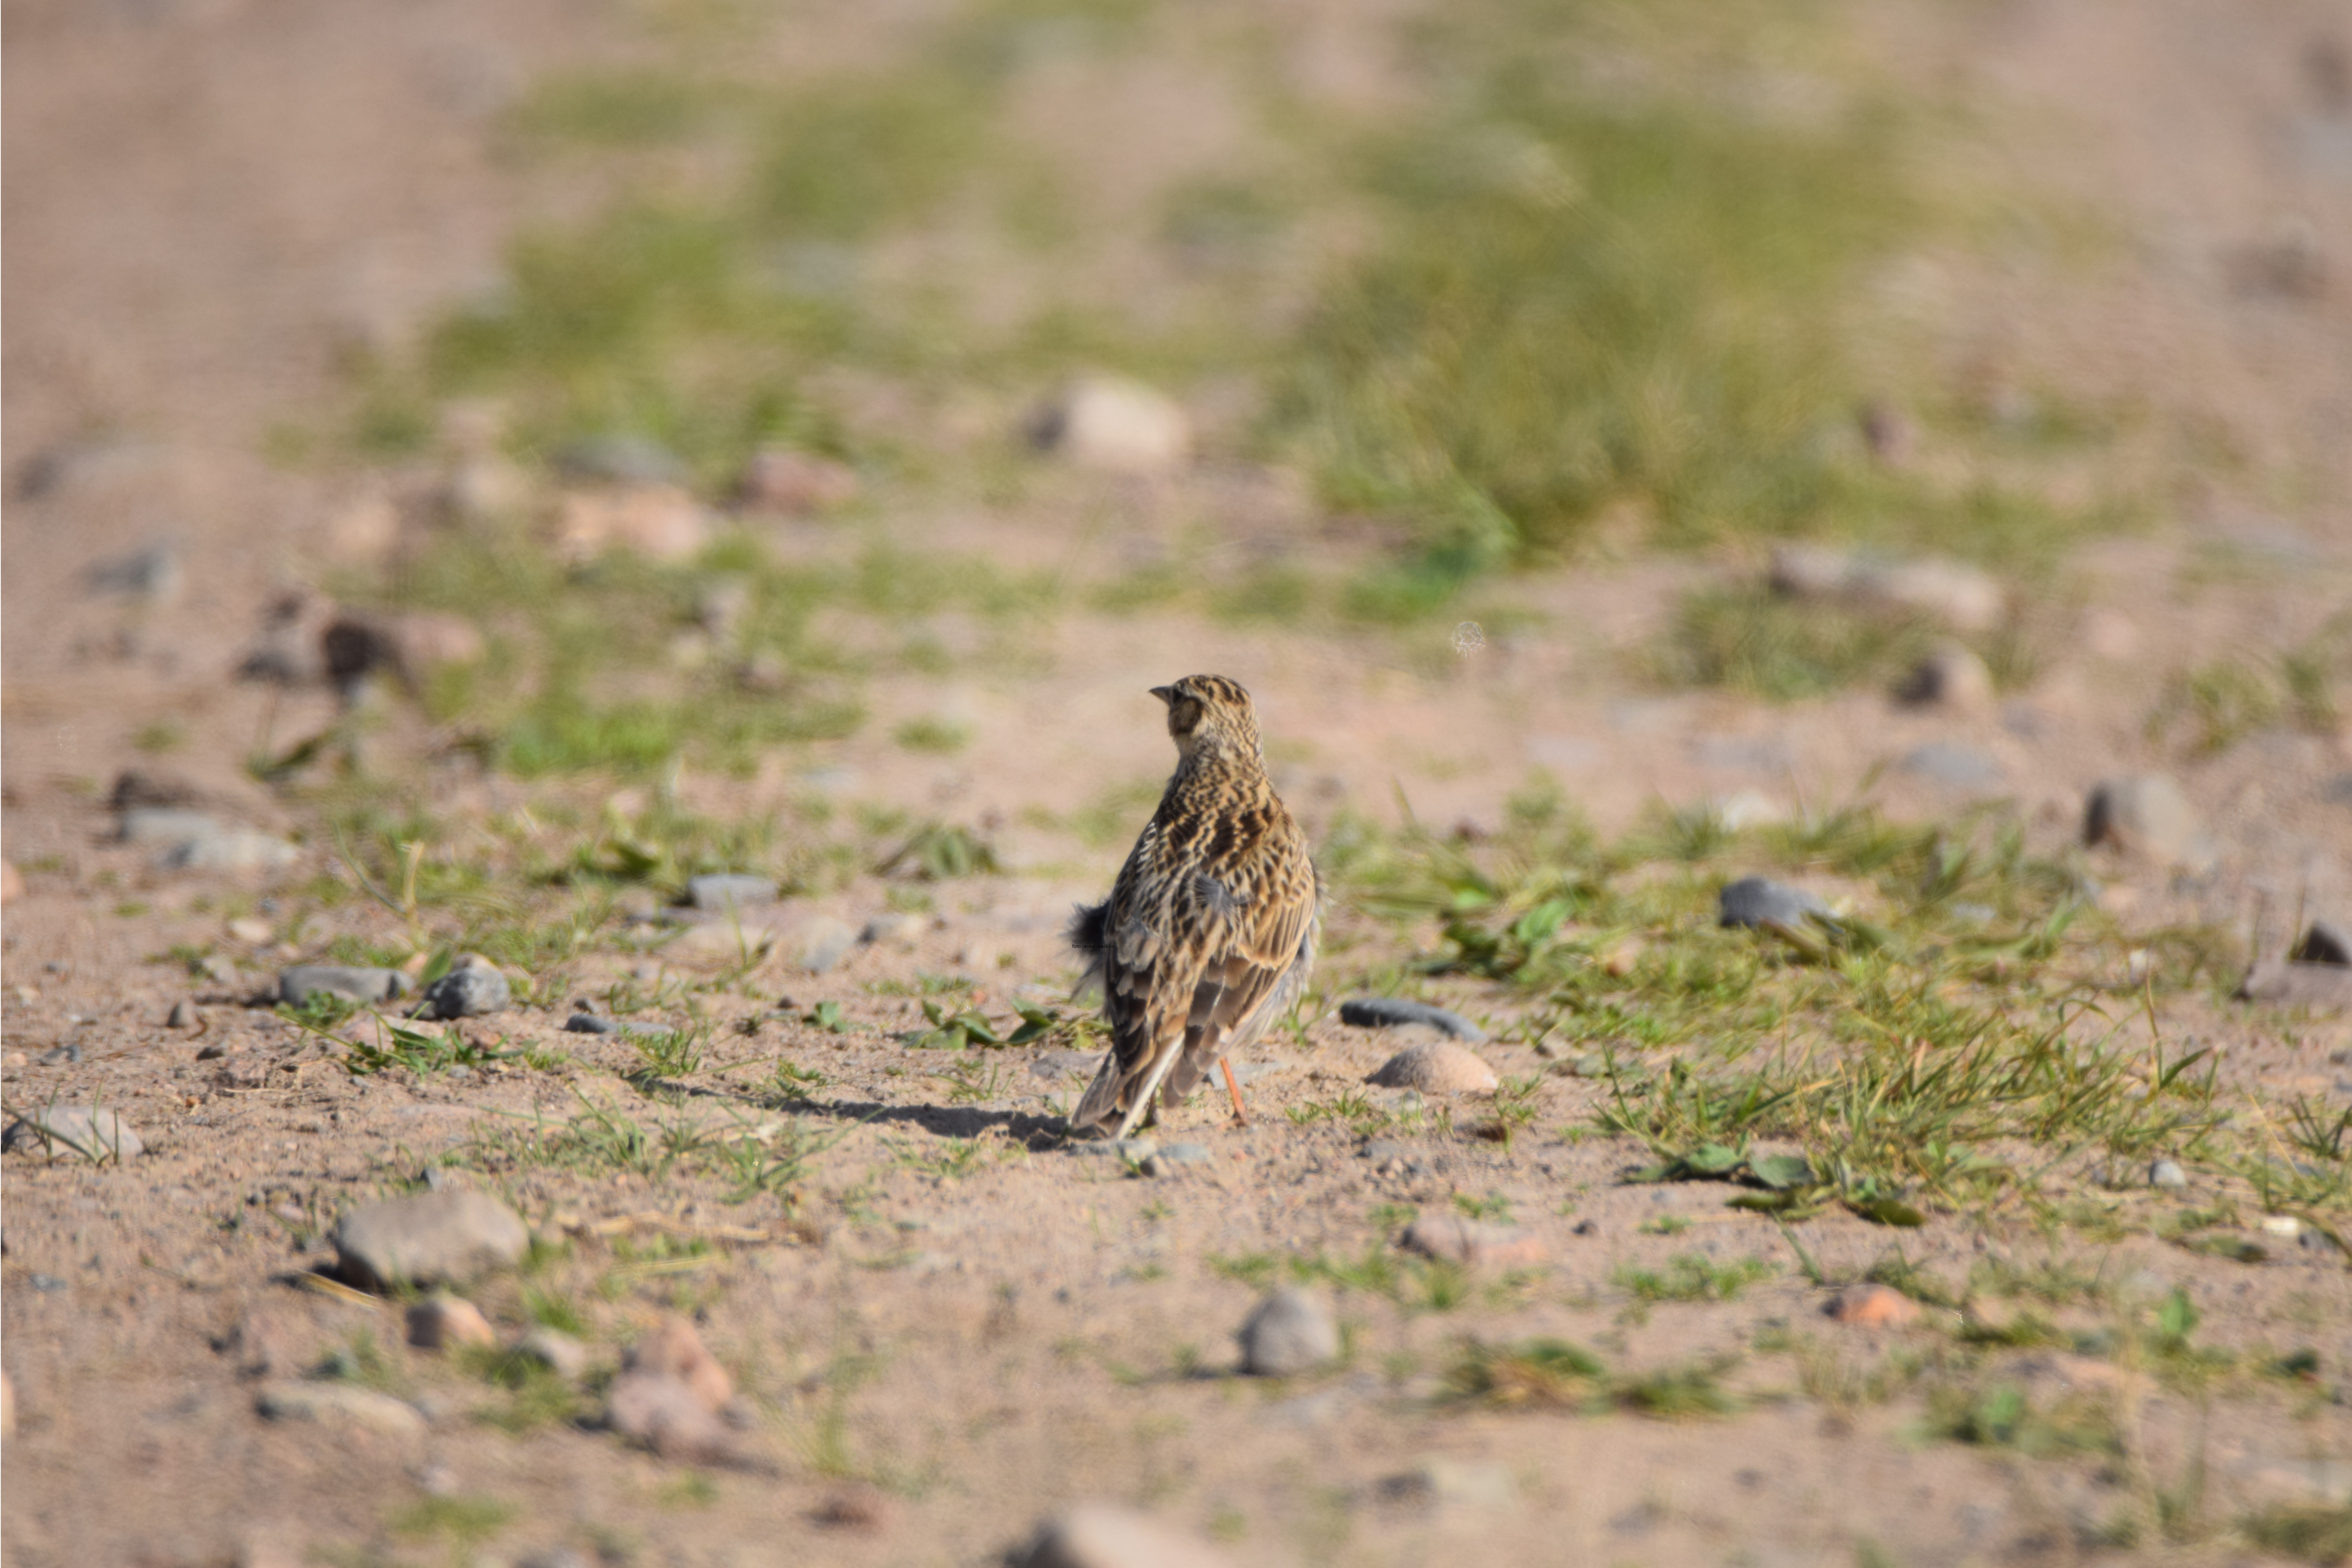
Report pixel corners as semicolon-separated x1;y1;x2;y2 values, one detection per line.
1148;686;1174;705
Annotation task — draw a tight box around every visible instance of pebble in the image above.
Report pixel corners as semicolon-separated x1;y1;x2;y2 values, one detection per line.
35;1044;81;1066
119;809;302;874
254;1381;426;1441
1899;742;2004;789
2149;1159;2189;1190
1142;1143;1212;1178
812;1485;895;1532
1011;1503;1236;1568
1895;644;1995;711
555;434;681;486
860;911;928;946
415;961;510;1020
332;1188;529;1292
1824;1283;1922;1328
605;1371;755;1468
1366;1040;1498;1094
739;448;860;514
515;1327;589;1381
624;1315;733;1410
1338;997;1488;1042
1768;544;2004;632
2083;774;2216;873
167;1000;195;1029
227;916;275;945
3;1105;144;1161
2238;961;2352;1008
1237;1287;1340;1376
564;1012;621;1034
788;915;859;975
1028;376;1193;476
686;874;777;914
1399;1214;1546;1268
1718;876;1835;931
279;966;412;1005
1379;1457;1516;1511
2290;920;2352;967
406;1296;496;1352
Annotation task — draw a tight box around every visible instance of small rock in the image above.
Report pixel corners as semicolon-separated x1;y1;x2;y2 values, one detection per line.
1142;1143;1213;1178
1769;545;2003;631
2238;961;2352;1009
36;1044;81;1066
407;1296;496;1352
860;911;928;946
84;544;182;604
564;1013;621;1034
1029;376;1193;476
415;960;510;1020
553;484;711;564
1338;997;1488;1042
1718;876;1835;931
332;1188;530;1292
1824;1283;1922;1328
1011;1504;1237;1568
120;809;299;872
1896;644;1995;711
813;1485;896;1531
2084;774;2216;873
1379;1457;1516;1511
1712;790;1784;830
1899;742;2004;789
2290;920;2352;967
2149;1159;2189;1191
1238;1287;1340;1376
1367;1041;1498;1094
788;915;858;975
557;434;682;486
119;806;221;847
623;1315;733;1411
167;1000;195;1029
279;965;412;1005
740;448;859;514
3;1105;144;1161
226;916;275;944
515;1327;589;1381
605;1370;753;1467
1399;1214;1545;1268
254;1381;426;1441
687;874;778;914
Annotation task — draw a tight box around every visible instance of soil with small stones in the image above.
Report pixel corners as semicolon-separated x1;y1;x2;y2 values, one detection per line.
6;1;2352;1565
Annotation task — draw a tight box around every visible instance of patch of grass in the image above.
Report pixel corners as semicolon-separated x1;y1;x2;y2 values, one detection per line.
388;1494;514;1548
1614;1252;1775;1304
339;1018;519;1078
1649;585;1942;701
893;716;973;754
1444;1337;1607;1410
2241;1501;2352;1565
1915;1381;2119;1457
132;718;187;755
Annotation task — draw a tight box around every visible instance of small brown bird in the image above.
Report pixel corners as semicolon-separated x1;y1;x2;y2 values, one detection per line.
1068;675;1320;1142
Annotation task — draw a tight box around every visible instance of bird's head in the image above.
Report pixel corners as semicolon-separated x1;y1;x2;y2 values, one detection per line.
1150;674;1261;764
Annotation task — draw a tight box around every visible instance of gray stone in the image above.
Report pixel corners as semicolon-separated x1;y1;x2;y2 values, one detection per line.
515;1327;590;1380
279;966;412;1005
333;1188;529;1292
415;963;509;1020
1072;1138;1158;1164
1142;1142;1213;1178
1900;742;2004;789
167;1000;195;1029
1338;997;1488;1042
255;1381;426;1440
36;1044;80;1066
555;433;682;486
564;1012;620;1034
1379;1457;1517;1511
1366;1040;1498;1094
2084;774;2216;873
2290;919;2352;967
2238;960;2352;1009
2149;1160;2189;1190
1769;544;2003;632
4;1105;144;1161
605;1370;759;1468
120;808;302;874
1400;1214;1546;1267
1719;876;1835;931
791;916;858;974
1238;1287;1339;1376
860;911;928;946
1011;1503;1236;1568
686;874;777;914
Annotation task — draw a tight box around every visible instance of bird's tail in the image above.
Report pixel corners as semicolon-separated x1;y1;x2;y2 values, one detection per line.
1069;1052;1126;1135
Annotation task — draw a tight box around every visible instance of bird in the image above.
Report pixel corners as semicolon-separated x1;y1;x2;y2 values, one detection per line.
1066;675;1321;1142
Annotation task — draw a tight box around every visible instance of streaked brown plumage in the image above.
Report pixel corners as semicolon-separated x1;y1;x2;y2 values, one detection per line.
1068;675;1320;1142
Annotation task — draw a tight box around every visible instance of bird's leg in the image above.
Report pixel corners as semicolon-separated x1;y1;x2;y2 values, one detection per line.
1219;1056;1250;1126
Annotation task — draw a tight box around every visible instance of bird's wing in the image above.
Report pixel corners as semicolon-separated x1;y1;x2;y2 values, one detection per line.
1072;833;1316;1130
